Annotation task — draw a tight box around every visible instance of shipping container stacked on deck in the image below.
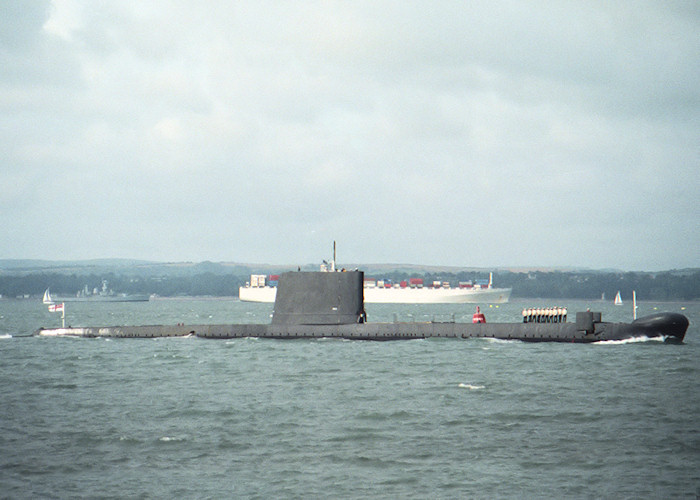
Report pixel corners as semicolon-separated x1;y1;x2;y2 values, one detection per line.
409;278;423;288
365;277;427;289
249;275;265;287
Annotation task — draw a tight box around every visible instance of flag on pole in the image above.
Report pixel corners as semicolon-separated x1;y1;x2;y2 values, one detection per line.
48;303;64;313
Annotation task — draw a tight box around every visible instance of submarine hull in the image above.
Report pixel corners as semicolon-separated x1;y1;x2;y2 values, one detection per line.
35;312;688;343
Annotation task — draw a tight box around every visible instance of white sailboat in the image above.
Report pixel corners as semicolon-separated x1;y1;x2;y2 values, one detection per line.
42;289;54;304
614;291;623;306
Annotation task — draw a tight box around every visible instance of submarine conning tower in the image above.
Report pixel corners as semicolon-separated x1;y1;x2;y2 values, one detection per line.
271;270;365;325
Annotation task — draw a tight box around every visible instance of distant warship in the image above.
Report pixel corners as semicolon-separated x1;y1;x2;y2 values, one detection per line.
43;281;149;303
36;270;688;343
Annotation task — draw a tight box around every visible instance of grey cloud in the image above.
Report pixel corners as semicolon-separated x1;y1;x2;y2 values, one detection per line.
1;1;698;269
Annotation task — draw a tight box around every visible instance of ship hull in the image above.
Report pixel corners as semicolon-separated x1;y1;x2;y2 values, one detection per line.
363;286;511;304
238;287;277;303
34;312;689;343
239;286;512;304
55;295;151;302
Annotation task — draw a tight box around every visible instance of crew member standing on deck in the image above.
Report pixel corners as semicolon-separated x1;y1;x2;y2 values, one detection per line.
472;306;486;323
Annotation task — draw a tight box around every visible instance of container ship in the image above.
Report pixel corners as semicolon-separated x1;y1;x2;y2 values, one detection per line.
239;271;511;304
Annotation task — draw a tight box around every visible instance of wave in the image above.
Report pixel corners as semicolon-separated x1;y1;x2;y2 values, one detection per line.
158;435;186;442
458;383;485;390
593;336;666;345
223;337;260;345
484;337;521;344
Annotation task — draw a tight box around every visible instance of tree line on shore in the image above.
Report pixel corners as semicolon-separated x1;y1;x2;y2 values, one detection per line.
1;268;698;301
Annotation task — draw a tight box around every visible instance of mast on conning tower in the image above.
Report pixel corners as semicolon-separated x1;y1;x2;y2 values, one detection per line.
331;240;336;272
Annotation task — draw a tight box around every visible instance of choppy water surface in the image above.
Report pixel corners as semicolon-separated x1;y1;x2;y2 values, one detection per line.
1;298;698;498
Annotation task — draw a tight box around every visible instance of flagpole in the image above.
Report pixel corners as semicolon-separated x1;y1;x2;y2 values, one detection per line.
48;302;66;328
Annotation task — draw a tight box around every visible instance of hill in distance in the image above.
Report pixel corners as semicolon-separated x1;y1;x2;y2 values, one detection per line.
0;258;656;276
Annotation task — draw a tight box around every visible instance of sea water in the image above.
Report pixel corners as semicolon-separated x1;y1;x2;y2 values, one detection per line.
1;298;698;498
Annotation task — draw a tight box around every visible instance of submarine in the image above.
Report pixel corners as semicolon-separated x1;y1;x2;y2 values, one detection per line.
35;269;689;343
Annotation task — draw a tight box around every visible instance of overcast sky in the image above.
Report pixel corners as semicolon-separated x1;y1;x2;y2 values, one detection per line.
1;1;698;270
